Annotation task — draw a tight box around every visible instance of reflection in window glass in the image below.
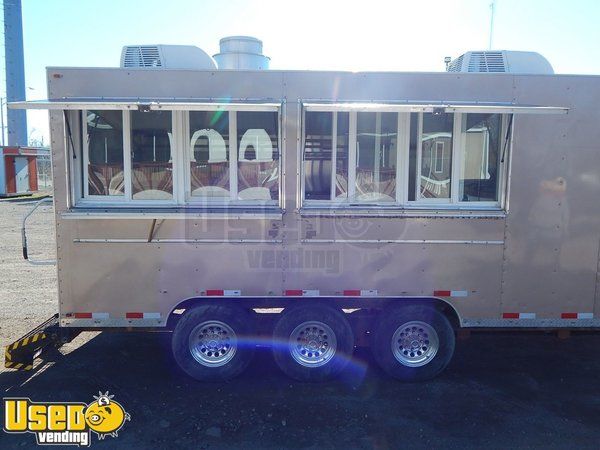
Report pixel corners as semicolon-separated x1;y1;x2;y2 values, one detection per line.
304;112;332;200
420;113;453;199
434;142;444;173
237;111;279;201
335;112;349;199
355;112;397;202
86;110;124;196
189;111;230;199
131;111;173;200
408;112;418;201
460;113;501;202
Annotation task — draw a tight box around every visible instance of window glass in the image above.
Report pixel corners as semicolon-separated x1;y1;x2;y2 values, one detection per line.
237;111;279;201
304;112;332;200
408;112;419;201
189;111;230;199
335;112;349;199
420;113;453;199
355;112;397;202
85;110;124;196
459;113;502;202
130;110;173;200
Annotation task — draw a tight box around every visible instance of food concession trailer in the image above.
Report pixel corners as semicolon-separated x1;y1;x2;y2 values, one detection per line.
5;65;600;382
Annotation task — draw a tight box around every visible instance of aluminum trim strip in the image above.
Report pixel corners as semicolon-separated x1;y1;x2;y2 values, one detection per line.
61;211;284;220
463;319;600;328
300;239;504;245
9;99;281;111
298;208;507;219
61;318;165;327
303;102;568;114
74;239;283;244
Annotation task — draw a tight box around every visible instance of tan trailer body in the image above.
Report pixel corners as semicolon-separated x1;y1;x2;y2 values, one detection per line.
17;68;600;329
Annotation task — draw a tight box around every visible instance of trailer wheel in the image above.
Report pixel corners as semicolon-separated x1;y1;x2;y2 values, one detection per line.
172;304;255;381
272;304;354;382
372;305;455;381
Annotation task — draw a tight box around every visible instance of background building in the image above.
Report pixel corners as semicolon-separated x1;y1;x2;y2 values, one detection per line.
0;146;50;196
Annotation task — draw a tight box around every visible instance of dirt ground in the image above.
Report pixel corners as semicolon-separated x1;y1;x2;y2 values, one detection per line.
0;200;56;345
2;201;600;449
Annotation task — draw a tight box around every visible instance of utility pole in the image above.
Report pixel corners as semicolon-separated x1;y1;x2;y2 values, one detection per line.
0;97;4;146
3;0;28;146
489;0;496;50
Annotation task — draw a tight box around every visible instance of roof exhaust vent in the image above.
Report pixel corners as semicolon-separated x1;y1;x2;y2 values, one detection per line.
446;50;553;74
120;45;216;70
213;36;270;70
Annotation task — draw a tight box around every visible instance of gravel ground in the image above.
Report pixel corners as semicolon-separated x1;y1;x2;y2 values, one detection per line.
0;200;56;345
1;201;600;449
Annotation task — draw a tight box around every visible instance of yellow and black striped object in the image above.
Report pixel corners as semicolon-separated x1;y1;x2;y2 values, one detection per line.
4;315;59;371
5;332;48;371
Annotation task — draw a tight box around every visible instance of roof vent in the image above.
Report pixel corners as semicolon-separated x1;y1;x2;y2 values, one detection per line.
447;51;553;74
120;45;216;70
213;36;270;70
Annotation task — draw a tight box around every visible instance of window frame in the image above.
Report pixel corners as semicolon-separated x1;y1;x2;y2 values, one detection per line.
79;109;178;206
454;113;510;209
183;110;233;206
302;109;411;207
413;111;459;205
301;110;357;205
128;109;179;205
183;108;282;207
80;109;128;203
301;105;509;211
74;103;282;208
234;108;281;206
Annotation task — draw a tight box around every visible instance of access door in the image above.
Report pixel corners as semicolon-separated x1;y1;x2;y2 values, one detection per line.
14;156;29;193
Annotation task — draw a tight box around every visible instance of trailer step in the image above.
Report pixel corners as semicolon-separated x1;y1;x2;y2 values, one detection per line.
4;314;79;371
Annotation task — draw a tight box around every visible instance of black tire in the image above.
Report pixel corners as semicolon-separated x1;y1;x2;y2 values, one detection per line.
172;304;255;381
272;303;354;382
371;305;455;381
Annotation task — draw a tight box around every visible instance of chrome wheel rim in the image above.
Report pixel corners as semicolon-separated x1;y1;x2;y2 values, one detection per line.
289;321;337;367
189;320;237;367
391;321;439;367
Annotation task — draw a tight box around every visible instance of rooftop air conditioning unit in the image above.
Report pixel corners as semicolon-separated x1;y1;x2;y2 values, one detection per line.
120;45;217;70
446;50;553;74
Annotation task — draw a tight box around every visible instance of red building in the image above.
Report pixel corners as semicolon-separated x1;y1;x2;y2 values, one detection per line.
0;146;50;196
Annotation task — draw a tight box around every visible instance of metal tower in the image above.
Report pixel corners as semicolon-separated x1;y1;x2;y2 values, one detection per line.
3;0;27;146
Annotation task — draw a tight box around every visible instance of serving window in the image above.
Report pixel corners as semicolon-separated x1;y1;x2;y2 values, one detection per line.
188;110;230;200
302;106;510;209
83;110;125;198
459;113;503;203
131;110;174;200
77;105;281;207
416;112;454;201
355;111;398;202
236;111;279;201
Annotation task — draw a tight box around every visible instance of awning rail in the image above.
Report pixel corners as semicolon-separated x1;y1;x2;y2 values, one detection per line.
302;101;569;115
9;99;568;114
8;99;282;111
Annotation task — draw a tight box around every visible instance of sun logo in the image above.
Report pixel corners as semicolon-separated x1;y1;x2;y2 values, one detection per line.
84;392;131;440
